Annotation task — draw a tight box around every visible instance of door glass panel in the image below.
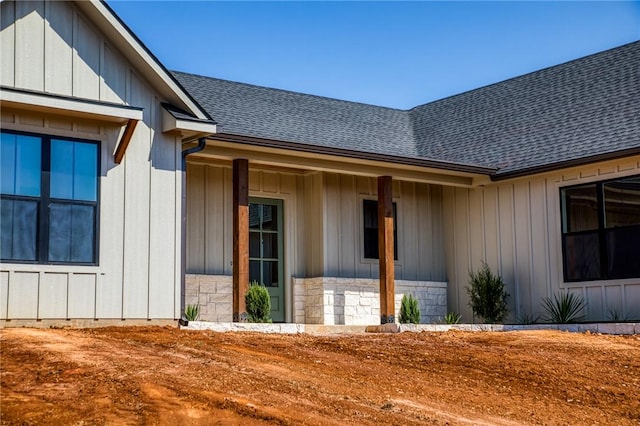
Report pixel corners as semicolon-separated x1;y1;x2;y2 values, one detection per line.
249;232;260;258
263;260;278;287
604;177;640;228
262;233;277;259
249;260;260;284
249;204;260;230
261;205;277;231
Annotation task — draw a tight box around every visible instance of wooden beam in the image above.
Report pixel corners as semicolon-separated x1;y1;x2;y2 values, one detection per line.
233;159;249;322
114;119;138;164
378;176;395;324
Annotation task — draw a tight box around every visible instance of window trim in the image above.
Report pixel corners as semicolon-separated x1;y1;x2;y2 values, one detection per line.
0;129;101;266
560;173;640;282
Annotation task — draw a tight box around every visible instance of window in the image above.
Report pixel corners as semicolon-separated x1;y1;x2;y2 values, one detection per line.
561;175;640;281
1;130;99;264
363;199;398;260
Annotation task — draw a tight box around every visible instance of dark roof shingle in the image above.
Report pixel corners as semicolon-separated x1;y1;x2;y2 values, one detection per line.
173;41;640;177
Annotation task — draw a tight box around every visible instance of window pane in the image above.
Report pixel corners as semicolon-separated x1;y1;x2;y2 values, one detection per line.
249;232;260;258
1;133;41;196
262;232;278;259
249;204;260;230
364;228;378;259
604;176;640;228
563;232;601;281
51;140;97;201
606;226;640;279
249;260;260;284
48;203;95;263
363;200;398;260
0;198;38;261
562;184;599;233
263;260;278;287
261;205;278;231
73;142;97;201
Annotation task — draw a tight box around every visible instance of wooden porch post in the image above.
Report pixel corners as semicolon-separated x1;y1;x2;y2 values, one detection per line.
378;176;395;324
233;159;249;322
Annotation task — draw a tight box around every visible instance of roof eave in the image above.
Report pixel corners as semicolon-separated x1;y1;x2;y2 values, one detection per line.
212;132;497;176
491;147;640;181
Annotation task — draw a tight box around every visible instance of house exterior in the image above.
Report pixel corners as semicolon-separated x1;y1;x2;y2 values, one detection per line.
1;0;638;326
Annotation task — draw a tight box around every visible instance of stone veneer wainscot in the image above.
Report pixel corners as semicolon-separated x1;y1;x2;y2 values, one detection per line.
186;275;447;324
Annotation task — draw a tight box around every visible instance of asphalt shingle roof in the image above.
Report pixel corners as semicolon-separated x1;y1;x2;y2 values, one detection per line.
173;41;640;178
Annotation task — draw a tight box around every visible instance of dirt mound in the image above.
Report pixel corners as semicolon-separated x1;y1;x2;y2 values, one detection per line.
1;327;639;425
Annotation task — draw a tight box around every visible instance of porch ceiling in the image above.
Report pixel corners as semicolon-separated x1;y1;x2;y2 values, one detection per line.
185;138;491;188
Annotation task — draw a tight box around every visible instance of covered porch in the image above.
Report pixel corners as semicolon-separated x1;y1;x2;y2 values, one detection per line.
183;137;490;324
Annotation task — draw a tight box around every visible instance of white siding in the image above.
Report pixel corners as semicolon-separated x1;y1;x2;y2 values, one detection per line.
321;173;445;281
186;164;302;279
443;157;640;322
0;1;183;321
1;0;131;105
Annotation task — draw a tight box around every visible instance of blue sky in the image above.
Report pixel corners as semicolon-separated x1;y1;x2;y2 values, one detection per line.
107;1;640;110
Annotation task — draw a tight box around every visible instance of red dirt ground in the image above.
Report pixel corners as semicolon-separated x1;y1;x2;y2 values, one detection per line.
1;326;639;425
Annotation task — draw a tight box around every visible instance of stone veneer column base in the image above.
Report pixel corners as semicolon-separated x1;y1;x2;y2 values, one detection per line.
293;277;447;325
185;275;233;322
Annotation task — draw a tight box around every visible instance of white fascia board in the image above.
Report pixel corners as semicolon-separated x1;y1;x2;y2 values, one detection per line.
0;88;143;123
162;108;217;134
80;1;209;121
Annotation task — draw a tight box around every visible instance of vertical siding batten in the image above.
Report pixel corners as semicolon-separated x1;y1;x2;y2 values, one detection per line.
0;1;16;87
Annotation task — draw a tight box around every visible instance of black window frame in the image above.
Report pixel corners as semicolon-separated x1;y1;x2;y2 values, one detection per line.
363;199;398;260
0;129;100;266
560;174;640;282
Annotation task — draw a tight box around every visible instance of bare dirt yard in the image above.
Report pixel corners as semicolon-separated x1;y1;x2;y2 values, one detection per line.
1;327;639;425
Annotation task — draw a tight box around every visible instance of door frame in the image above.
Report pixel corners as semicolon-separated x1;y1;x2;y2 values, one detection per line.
249;197;285;322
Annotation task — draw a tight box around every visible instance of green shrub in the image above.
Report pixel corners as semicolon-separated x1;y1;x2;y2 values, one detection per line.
443;312;462;324
542;292;586;323
245;281;272;323
516;312;541;325
466;262;509;324
184;304;200;321
399;294;421;324
607;306;626;322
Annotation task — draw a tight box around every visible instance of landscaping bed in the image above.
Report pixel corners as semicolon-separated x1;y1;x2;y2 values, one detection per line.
1;326;639;425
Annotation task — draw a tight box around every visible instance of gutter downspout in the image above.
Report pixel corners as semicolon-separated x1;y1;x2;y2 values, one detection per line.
179;137;207;326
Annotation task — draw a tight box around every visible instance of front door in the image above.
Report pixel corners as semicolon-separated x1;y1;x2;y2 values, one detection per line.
249;198;285;322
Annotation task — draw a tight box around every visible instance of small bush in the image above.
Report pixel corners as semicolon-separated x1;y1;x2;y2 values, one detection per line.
542;292;586;324
443;312;462;324
184;304;200;321
399;294;421;324
467;262;509;324
607;306;626;322
245;281;272;323
516;312;541;325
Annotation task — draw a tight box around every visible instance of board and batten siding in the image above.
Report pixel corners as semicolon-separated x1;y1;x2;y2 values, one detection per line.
0;1;183;321
186;163;303;322
321;173;446;282
186;167;446;282
443;157;640;323
1;1;128;103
